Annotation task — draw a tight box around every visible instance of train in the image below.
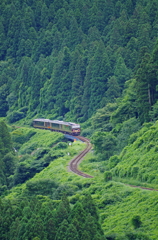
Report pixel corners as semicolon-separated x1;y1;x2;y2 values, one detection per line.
33;118;81;135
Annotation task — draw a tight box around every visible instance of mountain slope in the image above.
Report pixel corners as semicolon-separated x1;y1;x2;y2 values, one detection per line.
1;0;158;122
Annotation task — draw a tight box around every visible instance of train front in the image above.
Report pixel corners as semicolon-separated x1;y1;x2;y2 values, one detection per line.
71;123;81;135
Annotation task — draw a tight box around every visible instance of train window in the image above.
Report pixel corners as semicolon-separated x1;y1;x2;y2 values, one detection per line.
45;122;50;127
34;121;44;126
51;123;60;129
62;124;71;131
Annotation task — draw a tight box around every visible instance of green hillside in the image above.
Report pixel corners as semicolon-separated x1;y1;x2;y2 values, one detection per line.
1;0;158;239
1;0;158;123
1;122;158;239
112;121;158;185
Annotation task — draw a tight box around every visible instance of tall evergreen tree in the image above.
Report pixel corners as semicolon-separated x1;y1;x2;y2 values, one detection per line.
55;219;69;240
105;76;121;104
135;52;151;123
82;193;99;221
55;201;69;228
0;121;13;155
65;224;79;240
114;56;132;89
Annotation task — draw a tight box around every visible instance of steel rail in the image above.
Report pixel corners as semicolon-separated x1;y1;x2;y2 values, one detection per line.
68;136;93;178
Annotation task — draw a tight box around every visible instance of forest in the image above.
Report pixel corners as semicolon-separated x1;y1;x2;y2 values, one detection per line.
1;0;158;239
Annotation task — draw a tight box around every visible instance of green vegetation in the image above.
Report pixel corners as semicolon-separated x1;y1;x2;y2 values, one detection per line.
0;121;17;190
1;0;158;124
1;0;158;239
111;121;158;185
0;193;104;240
1;122;157;239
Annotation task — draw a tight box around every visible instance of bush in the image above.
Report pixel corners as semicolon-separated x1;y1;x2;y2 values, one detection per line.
19;106;28;113
108;155;120;169
81;128;94;137
131;215;142;229
53;142;68;150
126;231;150;240
33;148;50;159
104;171;112;182
30;159;46;173
19;154;33;162
7;111;25;123
12;129;36;144
26;179;58;196
52;184;77;199
131;166;139;177
89;157;97;163
14;162;32;185
19;142;38;154
99;193;121;208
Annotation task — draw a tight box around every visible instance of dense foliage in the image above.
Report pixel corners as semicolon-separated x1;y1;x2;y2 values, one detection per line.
1;0;158;239
0;193;105;240
0;122;158;239
1;0;158;123
0;121;17;192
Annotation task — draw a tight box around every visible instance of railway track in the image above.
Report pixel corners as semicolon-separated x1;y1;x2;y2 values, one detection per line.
68;136;93;178
125;184;158;191
68;136;158;190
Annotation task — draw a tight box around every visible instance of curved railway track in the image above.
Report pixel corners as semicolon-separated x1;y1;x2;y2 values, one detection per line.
68;136;158;191
68;136;93;178
16;126;158;190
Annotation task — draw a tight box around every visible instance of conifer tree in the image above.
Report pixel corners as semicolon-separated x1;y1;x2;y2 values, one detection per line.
71;218;81;237
55;201;69;228
9;217;20;240
114;56;131;89
0;121;15;186
105;76;121;103
55;219;69;240
135;52;151;123
3;152;16;179
0;19;6;60
70;201;86;225
65;224;79;240
82;193;99;220
0;121;13;155
0;151;6;186
83;214;98;239
61;193;70;213
81;230;91;240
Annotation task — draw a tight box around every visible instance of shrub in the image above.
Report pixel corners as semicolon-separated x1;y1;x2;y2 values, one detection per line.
81;128;94;137
89;157;97;163
12;129;36;145
53;142;68;150
19;154;33;162
19;142;38;154
33;148;50;159
108;155;120;169
131;166;139;178
26;179;58;196
19;106;28;113
131;215;142;229
99;193;121;208
104;171;112;182
126;231;150;240
14;162;32;185
7;111;25;123
52;184;77;199
30;159;46;173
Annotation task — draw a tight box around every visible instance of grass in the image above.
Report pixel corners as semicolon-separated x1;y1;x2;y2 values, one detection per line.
78;152;158;239
5;139;92;200
4;125;158;239
109;121;158;190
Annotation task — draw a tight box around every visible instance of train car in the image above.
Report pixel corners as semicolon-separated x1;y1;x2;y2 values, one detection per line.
33;118;81;135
